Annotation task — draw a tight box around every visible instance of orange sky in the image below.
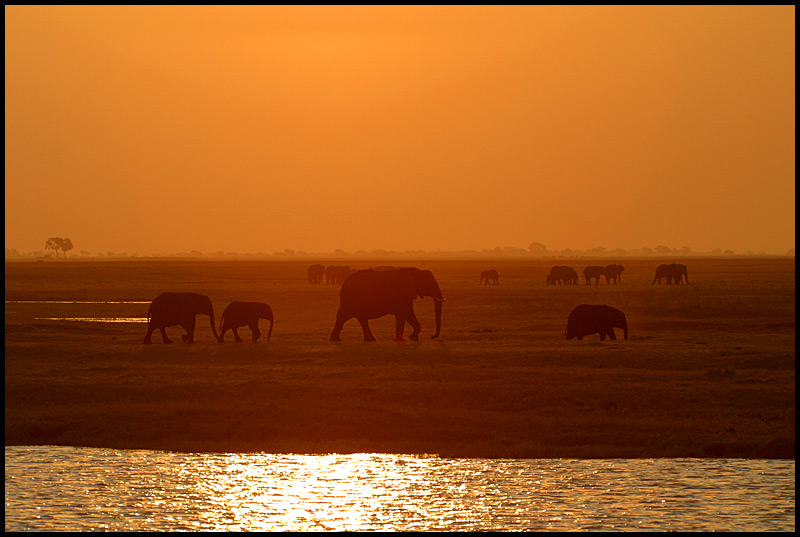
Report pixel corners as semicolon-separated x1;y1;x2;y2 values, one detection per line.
5;6;795;255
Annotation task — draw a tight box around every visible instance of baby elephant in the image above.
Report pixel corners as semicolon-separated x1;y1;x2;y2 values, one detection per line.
218;301;274;343
565;304;628;341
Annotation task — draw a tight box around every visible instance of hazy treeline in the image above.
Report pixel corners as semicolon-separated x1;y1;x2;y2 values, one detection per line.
5;243;794;260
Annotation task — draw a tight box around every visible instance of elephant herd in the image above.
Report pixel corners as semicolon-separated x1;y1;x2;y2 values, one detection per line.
545;264;625;285
307;264;357;285
144;263;690;345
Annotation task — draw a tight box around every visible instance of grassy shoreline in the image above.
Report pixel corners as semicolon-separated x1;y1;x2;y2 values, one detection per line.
5;258;795;458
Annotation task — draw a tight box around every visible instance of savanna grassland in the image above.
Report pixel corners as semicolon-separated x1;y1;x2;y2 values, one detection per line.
4;258;795;458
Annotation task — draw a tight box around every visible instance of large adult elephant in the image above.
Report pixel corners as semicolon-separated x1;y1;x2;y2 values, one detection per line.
144;292;218;344
218;301;274;343
307;264;325;284
330;267;443;342
547;265;578;285
652;263;689;285
480;269;499;285
565;304;628;341
604;264;625;284
583;265;605;285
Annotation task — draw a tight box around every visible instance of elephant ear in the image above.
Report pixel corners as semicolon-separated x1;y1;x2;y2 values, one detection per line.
396;268;421;300
416;269;438;298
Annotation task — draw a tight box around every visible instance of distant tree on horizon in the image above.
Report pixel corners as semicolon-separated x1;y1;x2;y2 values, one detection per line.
44;238;60;259
60;238;74;258
44;237;74;258
528;242;548;254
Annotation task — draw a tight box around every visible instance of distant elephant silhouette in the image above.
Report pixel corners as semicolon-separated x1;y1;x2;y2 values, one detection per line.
583;266;605;285
307;264;325;284
218;301;274;343
144;292;218;344
673;263;689;284
565;304;628;341
326;265;351;284
480;269;499;285
652;263;689;285
330;267;443;342
547;266;578;285
604;264;625;284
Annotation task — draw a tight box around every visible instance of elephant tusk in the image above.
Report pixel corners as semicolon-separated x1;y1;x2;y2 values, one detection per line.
433;296;446;302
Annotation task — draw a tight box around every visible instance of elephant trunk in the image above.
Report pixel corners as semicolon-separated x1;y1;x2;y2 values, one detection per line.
208;307;219;342
621;316;628;340
266;312;274;343
431;283;443;339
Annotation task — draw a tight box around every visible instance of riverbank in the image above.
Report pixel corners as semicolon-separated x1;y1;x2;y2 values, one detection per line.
5;258;795;458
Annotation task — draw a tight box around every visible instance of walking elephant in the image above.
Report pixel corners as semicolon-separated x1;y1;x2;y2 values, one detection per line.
307;264;325;284
565;304;628;341
218;301;274;343
673;263;689;284
583;265;605;285
326;265;351;284
480;269;499;285
330;267;443;342
604;264;625;284
547;266;578;285
144;292;218;344
652;263;689;285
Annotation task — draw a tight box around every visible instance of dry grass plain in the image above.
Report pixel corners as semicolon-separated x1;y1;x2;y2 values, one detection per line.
5;258;795;458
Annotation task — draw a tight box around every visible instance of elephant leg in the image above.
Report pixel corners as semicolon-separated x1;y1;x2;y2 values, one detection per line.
394;315;406;342
181;316;196;343
232;327;243;343
144;324;154;344
608;329;617;340
577;335;584;341
249;321;261;343
406;311;421;342
330;310;350;341
159;327;171;344
357;317;376;342
218;327;227;342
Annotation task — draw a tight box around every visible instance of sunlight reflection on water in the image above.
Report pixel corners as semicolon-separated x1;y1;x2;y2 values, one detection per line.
35;317;149;323
5;301;151;304
4;447;795;531
5;300;150;323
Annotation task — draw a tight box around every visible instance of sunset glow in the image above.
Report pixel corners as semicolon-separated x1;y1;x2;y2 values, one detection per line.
5;5;795;256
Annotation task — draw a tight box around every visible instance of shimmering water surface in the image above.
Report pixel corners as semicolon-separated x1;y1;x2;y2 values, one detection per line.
4;447;794;531
5;300;150;323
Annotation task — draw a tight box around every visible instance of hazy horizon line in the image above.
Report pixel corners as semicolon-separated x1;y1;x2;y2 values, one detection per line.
5;245;795;261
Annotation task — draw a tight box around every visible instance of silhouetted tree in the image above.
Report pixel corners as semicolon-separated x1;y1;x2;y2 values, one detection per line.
60;238;74;258
45;238;60;258
528;242;548;254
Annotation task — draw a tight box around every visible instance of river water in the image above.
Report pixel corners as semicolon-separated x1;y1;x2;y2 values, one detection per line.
4;446;794;531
